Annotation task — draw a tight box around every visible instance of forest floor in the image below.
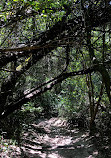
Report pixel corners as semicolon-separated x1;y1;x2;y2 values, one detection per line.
0;117;110;158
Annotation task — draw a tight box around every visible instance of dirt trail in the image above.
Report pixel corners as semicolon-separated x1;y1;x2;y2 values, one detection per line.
17;117;104;158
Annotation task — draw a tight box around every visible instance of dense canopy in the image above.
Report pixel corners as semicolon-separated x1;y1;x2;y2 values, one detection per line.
0;0;110;129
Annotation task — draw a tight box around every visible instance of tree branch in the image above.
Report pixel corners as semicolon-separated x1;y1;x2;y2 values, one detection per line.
0;66;94;119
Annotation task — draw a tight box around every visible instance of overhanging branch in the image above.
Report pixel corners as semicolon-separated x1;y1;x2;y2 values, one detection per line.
0;66;94;119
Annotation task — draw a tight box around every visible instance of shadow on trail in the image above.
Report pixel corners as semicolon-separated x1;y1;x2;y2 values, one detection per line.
19;117;108;158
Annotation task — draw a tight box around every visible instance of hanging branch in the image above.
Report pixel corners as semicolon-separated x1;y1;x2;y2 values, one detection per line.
0;66;94;119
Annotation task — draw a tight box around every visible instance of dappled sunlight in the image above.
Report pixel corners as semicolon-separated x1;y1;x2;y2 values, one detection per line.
19;117;103;158
86;150;99;158
47;153;63;158
42;134;72;149
0;117;104;157
0;0;111;157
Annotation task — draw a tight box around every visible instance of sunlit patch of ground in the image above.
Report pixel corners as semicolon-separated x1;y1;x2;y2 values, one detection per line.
1;117;110;157
0;143;21;158
19;117;103;158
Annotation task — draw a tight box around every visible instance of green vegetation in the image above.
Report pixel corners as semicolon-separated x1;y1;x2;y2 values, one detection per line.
0;0;111;154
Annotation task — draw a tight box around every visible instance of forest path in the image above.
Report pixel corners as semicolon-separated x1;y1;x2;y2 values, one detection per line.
20;117;103;158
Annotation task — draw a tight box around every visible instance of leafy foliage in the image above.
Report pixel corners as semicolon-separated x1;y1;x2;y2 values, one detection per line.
0;0;111;145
